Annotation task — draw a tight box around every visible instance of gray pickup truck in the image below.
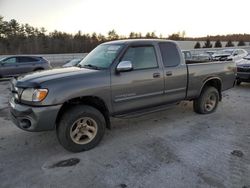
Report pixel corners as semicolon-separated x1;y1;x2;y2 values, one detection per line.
9;39;236;152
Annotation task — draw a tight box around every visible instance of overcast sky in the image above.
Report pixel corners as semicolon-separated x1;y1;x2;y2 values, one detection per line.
0;0;249;37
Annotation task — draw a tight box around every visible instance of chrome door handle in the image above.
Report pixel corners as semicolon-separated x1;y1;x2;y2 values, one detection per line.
166;71;172;76
153;73;160;78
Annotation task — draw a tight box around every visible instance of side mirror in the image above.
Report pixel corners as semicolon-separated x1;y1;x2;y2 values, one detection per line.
116;61;133;72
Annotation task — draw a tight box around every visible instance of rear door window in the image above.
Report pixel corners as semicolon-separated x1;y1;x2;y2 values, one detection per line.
239;50;245;55
234;50;239;55
18;57;38;63
159;42;181;67
237;50;242;55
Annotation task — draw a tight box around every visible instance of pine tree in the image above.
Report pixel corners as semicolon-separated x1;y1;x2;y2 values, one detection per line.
107;30;119;41
225;40;234;47
214;40;222;48
203;39;212;48
194;42;201;49
238;40;245;46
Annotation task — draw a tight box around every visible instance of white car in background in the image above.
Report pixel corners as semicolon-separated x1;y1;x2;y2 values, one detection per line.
243;54;250;60
212;49;248;63
62;58;83;68
236;54;250;65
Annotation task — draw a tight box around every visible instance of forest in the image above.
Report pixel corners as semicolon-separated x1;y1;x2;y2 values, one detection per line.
1;16;250;55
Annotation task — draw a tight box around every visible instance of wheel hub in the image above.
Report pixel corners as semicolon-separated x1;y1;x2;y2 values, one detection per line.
205;93;216;111
70;117;98;145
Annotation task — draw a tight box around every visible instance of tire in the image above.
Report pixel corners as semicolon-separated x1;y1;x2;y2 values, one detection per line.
57;105;106;152
34;68;44;72
236;80;241;86
193;86;219;114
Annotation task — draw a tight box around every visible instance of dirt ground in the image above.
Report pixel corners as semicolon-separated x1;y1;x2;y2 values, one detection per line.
0;79;249;188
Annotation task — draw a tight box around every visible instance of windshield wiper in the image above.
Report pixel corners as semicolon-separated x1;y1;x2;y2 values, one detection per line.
81;64;101;70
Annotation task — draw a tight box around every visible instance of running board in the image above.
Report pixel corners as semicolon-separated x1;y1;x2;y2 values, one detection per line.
113;102;178;119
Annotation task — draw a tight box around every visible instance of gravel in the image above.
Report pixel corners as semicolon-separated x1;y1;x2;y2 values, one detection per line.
0;80;249;188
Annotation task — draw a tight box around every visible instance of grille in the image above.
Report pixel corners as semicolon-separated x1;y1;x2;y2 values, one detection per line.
10;79;22;102
237;67;250;73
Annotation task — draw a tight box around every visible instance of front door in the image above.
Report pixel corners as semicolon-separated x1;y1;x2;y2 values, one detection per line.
17;57;37;74
111;45;164;114
0;57;19;77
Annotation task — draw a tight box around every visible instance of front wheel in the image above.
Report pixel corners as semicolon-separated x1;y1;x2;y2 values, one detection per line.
57;105;106;152
34;68;44;72
193;86;219;114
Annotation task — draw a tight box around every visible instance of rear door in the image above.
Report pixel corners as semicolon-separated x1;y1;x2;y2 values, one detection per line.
159;42;188;103
111;44;164;114
17;57;38;74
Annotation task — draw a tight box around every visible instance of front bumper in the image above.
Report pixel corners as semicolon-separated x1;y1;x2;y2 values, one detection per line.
9;97;62;132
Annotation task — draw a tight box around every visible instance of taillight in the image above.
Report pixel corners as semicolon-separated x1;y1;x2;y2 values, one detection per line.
230;66;237;74
233;67;237;74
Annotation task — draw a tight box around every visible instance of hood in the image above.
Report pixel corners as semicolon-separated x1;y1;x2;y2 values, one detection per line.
15;67;98;88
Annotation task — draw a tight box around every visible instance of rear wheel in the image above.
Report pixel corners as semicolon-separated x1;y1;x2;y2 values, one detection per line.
193;86;219;114
57;105;106;152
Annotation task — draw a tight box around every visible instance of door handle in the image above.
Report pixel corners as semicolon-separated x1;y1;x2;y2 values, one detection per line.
153;73;160;78
166;71;172;76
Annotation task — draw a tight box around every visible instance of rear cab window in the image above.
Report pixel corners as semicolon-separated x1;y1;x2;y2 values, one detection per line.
159;42;181;67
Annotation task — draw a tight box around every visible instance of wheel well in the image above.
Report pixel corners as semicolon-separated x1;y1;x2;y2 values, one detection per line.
34;68;44;71
201;78;222;100
56;96;111;129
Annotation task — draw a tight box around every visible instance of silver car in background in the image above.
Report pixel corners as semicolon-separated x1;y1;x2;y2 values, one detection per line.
236;54;250;85
212;49;248;63
62;58;83;68
0;56;51;78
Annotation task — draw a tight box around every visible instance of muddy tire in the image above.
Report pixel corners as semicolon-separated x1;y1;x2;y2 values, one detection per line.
193;86;219;114
34;68;44;72
57;105;106;152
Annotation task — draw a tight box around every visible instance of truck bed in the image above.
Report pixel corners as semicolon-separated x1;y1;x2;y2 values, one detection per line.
186;59;213;64
186;61;236;99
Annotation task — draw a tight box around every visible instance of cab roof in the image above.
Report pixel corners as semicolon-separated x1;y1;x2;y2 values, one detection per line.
102;39;176;45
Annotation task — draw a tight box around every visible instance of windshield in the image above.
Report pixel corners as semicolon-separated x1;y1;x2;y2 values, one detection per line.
243;55;250;60
0;57;6;62
79;44;123;69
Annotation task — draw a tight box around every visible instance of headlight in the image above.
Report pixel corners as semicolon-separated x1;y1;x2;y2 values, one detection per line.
21;88;48;102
